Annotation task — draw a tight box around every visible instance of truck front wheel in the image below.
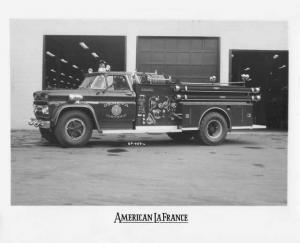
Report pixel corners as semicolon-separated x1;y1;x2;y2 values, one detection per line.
195;112;228;145
167;131;194;142
54;110;92;147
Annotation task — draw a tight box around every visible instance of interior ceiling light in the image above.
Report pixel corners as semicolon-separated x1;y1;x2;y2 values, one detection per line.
46;51;55;57
72;65;79;69
60;80;64;83
76;78;80;81
91;52;99;58
244;67;250;71
79;42;89;49
273;54;279;59
60;58;68;63
50;69;56;73
278;65;286;69
60;73;66;76
69;75;73;79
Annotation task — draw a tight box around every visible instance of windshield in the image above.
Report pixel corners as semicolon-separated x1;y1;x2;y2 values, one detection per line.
79;75;106;89
79;76;96;88
79;74;130;91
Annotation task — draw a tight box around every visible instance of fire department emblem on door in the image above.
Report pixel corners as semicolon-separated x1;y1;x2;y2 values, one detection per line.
111;104;122;117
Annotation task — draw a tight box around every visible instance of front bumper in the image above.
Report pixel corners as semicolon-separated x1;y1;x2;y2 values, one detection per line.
28;118;50;129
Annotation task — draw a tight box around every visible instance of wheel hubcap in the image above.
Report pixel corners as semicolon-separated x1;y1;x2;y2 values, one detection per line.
65;118;86;140
206;120;222;139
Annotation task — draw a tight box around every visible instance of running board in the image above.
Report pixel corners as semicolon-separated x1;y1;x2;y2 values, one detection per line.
100;125;266;134
231;125;266;130
101;126;182;134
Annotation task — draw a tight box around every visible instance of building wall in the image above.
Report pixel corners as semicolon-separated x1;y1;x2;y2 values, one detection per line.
10;20;288;129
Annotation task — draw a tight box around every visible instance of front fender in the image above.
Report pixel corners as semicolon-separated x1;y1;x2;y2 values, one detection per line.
51;103;101;131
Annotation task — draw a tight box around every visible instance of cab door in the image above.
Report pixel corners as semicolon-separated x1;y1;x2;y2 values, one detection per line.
96;74;136;129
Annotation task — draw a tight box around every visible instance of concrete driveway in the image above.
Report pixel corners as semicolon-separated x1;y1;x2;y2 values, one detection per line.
11;130;287;205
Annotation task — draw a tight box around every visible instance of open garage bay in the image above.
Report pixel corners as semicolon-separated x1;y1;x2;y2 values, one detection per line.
44;35;126;89
11;130;287;205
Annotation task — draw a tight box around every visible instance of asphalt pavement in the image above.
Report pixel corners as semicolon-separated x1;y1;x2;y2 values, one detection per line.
11;129;287;205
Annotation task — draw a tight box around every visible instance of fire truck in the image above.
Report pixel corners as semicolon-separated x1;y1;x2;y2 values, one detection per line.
29;71;261;147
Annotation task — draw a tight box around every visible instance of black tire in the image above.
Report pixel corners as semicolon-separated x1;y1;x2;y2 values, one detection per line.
195;112;228;145
167;131;194;143
54;110;92;147
39;128;57;143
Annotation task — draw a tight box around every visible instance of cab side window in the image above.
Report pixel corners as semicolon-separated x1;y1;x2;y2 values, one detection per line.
91;75;106;89
106;75;130;91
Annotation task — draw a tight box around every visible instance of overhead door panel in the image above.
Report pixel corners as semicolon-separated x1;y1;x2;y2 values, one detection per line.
137;37;219;83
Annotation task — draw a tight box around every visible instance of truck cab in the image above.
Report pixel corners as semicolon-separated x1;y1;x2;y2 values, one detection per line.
78;72;136;130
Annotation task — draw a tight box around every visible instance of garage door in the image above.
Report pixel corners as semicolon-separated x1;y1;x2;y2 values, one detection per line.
137;37;219;83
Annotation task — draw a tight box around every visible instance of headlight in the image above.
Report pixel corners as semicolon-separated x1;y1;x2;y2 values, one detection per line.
34;105;49;115
41;106;49;114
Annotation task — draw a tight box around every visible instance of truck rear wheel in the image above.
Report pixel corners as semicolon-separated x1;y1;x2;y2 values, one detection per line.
195;112;228;145
167;131;194;142
54;110;92;147
39;128;57;143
